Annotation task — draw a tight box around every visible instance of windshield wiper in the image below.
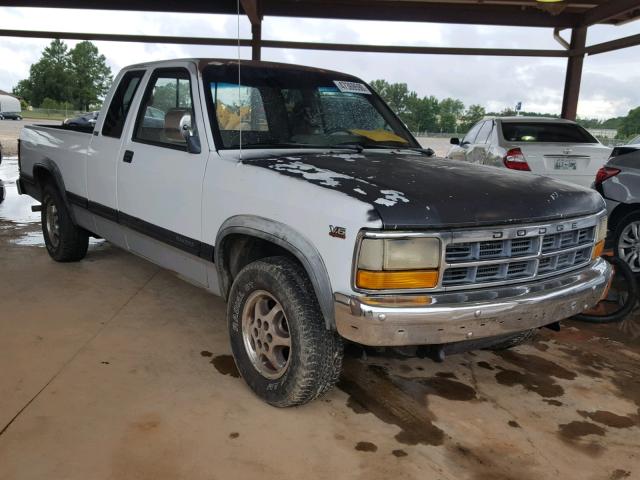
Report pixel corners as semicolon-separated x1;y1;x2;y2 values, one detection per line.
332;142;434;156
236;142;364;152
404;147;435;156
329;142;364;153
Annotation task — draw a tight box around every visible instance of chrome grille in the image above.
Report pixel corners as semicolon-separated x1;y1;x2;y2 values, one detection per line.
541;227;594;252
442;218;597;289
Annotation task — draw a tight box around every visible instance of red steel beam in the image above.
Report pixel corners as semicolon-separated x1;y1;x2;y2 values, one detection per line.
0;28;570;57
561;26;588;121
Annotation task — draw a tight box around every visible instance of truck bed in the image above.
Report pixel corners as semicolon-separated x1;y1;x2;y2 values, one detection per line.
20;124;93;200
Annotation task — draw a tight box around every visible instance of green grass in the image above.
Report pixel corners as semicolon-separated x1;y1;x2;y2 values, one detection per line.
20;111;68;121
21;109;85;121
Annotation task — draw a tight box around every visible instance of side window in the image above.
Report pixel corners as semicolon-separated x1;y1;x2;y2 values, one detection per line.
134;69;195;149
463;122;483;144
476;121;493;144
102;70;144;138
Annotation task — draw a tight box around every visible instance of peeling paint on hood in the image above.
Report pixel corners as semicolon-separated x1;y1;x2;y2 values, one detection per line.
243;152;605;229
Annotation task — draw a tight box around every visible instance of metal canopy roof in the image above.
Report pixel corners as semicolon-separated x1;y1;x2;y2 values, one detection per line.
1;0;639;27
0;0;639;120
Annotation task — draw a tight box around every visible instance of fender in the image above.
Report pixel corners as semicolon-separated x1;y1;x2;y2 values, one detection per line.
31;158;79;225
215;215;335;329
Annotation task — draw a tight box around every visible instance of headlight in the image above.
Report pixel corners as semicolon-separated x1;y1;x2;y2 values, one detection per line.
356;236;441;290
592;215;608;259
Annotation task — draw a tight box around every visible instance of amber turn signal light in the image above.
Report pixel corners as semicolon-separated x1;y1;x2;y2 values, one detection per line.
356;269;439;290
592;240;605;260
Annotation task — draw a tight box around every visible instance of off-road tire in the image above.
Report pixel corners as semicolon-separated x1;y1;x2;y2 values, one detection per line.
227;256;344;407
41;183;88;262
486;329;536;351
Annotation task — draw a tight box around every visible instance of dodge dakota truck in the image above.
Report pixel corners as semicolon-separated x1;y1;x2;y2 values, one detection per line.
18;59;611;407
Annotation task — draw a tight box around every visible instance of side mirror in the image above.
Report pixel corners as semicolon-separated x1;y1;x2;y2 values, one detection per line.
181;118;201;154
450;137;460;145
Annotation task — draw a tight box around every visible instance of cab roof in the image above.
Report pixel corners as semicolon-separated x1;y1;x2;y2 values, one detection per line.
123;58;355;79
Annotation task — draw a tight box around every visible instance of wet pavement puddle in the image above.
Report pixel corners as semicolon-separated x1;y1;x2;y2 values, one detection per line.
210;354;240;378
0;157;102;248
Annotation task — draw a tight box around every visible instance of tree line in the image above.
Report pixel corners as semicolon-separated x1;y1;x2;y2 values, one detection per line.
369;79;481;133
369;79;640;139
13;39;112;112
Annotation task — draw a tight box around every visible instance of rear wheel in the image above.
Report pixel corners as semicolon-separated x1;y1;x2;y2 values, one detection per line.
227;256;344;407
41;183;88;262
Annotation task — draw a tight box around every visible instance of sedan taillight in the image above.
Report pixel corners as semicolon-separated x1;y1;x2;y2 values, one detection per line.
503;148;530;171
595;166;620;186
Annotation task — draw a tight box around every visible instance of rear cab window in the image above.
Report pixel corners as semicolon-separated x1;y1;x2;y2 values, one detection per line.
501;122;598;143
102;70;145;138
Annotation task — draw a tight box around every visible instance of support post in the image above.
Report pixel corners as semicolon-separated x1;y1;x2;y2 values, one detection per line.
561;26;587;120
241;0;262;61
251;21;261;61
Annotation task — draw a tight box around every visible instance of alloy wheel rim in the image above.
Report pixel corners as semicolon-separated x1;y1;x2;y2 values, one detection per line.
241;290;291;379
618;220;640;272
46;201;60;248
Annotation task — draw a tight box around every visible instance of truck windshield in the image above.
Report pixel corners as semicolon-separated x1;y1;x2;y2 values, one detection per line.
202;64;417;150
501;122;598;143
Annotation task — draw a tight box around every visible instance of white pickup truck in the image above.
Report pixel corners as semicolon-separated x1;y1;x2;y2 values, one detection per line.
18;58;611;406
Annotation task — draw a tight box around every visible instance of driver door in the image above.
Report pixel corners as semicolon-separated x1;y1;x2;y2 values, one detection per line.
116;63;210;286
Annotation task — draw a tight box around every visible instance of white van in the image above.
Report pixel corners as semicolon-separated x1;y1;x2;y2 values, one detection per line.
0;92;22;120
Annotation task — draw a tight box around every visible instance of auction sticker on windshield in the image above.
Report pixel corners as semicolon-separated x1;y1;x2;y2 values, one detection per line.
334;80;370;95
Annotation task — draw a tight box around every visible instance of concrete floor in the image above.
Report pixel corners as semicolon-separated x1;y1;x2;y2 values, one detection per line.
1;156;639;480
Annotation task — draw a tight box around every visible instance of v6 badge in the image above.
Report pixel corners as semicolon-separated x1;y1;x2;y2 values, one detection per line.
329;225;346;239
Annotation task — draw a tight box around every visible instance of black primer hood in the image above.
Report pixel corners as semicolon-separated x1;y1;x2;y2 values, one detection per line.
243;151;605;229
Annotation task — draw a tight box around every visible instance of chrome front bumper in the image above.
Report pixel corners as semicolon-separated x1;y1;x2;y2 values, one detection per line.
334;257;612;346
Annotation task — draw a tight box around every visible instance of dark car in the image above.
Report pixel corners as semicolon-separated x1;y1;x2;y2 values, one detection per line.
608;134;640;159
594;145;640;272
63;111;99;128
0;112;22;120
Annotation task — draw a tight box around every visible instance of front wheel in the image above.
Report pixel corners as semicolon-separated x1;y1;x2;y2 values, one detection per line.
227;256;344;407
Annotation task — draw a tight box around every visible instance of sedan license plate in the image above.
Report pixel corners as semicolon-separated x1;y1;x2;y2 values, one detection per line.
555;158;576;170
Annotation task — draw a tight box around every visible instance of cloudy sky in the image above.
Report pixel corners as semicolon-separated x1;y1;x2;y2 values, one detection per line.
0;6;638;119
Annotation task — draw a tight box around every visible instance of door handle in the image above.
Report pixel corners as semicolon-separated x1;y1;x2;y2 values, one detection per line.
123;150;134;163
